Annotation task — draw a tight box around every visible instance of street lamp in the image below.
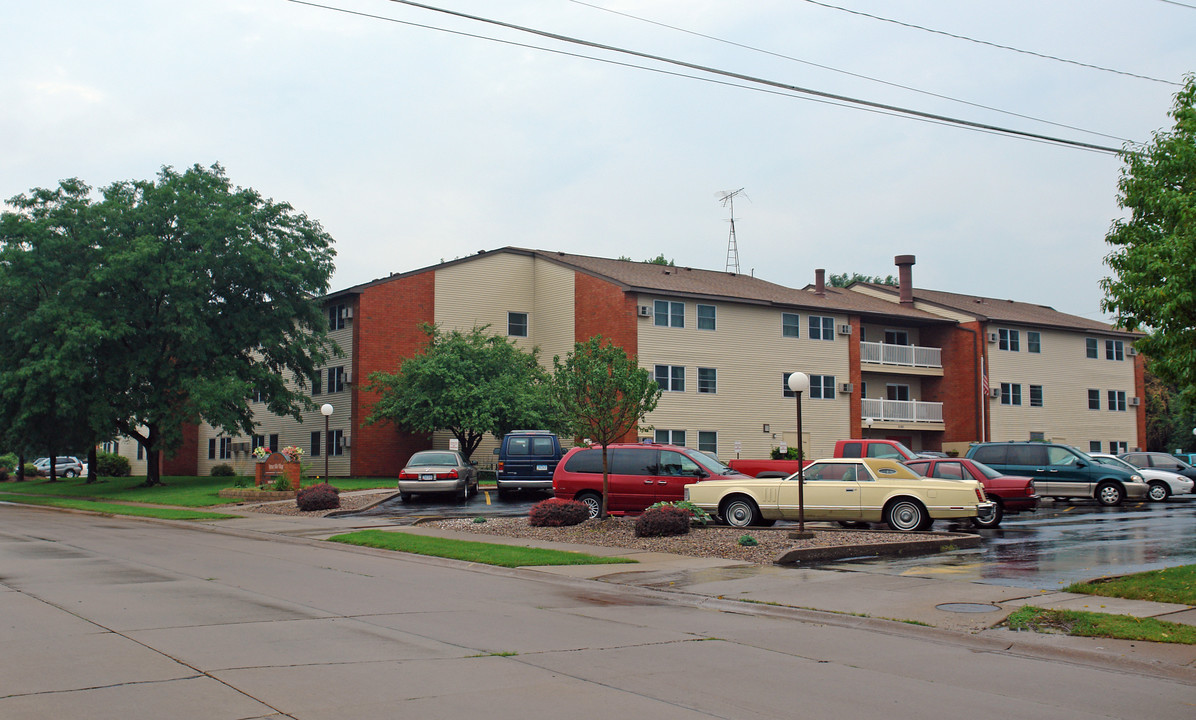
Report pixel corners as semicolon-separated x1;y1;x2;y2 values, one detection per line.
864;417;874;436
321;403;334;479
787;372;812;538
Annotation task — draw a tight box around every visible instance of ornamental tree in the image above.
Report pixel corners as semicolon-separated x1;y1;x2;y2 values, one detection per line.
364;325;559;459
1102;75;1196;392
551;336;661;518
0;164;337;486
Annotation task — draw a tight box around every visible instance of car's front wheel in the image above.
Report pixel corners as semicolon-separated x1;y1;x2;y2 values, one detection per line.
1146;482;1170;502
885;499;929;532
971;499;1003;529
64;470;78;478
721;497;764;528
1096;482;1125;507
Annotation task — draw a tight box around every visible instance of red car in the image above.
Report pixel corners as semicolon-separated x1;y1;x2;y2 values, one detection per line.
904;457;1038;529
553;443;745;518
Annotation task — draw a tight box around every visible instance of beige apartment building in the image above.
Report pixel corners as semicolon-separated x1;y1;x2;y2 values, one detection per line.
110;248;1143;477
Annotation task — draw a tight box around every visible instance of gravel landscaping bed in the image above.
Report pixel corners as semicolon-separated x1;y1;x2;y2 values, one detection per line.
427;516;921;565
220;490;391;516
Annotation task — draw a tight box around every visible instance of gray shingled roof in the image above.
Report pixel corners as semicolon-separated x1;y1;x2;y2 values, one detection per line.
532;249;949;323
855;283;1138;337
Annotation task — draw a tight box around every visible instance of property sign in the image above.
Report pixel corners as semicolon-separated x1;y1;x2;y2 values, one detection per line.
263;452;286;477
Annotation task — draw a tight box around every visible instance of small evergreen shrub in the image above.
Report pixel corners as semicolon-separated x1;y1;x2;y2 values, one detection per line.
738;535;758;547
210;464;236;477
528;497;589;527
96;452;131;477
296;482;341;511
634;506;692;537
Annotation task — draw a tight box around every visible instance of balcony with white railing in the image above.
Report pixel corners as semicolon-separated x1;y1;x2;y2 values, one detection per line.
861;398;944;425
860;341;942;372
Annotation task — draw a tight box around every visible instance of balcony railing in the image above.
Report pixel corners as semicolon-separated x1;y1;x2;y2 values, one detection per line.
861;398;944;424
860;341;942;368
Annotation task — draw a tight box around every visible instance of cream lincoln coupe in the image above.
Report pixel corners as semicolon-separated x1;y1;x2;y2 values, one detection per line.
683;458;993;531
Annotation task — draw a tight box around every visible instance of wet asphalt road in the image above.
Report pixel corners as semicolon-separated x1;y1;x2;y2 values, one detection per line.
351;489;1196;590
831;497;1196;590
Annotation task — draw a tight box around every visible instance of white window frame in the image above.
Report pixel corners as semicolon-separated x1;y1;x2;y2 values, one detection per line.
654;364;685;392
809;315;835;341
999;328;1020;352
810;374;836;400
654;300;685;328
782;312;800;338
1001;382;1022;406
655;429;686;446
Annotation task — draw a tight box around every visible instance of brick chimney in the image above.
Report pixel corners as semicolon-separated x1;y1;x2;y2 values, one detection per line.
814;268;826;296
895;255;915;304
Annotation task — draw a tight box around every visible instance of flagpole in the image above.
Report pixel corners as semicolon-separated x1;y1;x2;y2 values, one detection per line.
980;355;987;442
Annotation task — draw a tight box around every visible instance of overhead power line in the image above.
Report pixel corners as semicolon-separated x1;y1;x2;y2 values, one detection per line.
798;0;1180;86
288;0;1127;154
567;0;1134;145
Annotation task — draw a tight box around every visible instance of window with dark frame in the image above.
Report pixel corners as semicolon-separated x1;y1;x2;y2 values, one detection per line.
311;431;321;457
1028;331;1041;353
311;370;322;396
1106;339;1124;361
782;313;800;338
1088;389;1101;410
1086;338;1098;358
328;304;346;331
328;366;345;393
1030;385;1043;407
329;429;344;456
1089;440;1101;453
507;311;528;337
697;304;716;331
698;431;717;454
697;367;717;394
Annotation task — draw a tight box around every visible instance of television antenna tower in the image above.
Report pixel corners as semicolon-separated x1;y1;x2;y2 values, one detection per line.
716;188;748;274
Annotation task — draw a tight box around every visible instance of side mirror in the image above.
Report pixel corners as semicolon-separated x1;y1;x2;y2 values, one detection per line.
1075;461;1087;469
492;447;500;455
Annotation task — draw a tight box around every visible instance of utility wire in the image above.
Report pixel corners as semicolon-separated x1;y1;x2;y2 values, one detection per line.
288;0;1126;154
567;0;1134;144
798;0;1180;86
1156;0;1196;9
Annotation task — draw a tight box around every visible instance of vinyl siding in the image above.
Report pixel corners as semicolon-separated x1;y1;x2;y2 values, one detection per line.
637;297;851;460
985;326;1138;448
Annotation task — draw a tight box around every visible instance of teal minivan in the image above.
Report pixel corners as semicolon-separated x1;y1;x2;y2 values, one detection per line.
966;442;1148;506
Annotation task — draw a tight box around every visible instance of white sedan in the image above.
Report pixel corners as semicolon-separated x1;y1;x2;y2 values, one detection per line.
1090;453;1193;501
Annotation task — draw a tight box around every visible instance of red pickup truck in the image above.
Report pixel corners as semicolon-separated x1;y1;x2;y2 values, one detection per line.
728;439;918;477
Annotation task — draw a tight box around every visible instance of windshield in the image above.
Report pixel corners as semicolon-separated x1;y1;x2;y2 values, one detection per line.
689;450;741;476
1093;455;1137;472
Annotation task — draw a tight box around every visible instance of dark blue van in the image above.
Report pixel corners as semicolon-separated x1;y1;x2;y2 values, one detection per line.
493;431;563;498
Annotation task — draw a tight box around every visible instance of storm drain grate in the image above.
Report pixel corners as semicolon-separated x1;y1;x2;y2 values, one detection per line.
936;603;1002;613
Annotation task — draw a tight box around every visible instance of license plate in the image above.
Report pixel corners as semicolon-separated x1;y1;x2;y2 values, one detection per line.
420;474;435;481
536;465;548;471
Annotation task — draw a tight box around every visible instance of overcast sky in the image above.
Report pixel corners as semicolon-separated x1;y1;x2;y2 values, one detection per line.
2;1;1190;320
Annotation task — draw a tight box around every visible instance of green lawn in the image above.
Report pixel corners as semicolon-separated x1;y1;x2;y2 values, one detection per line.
329;529;638;568
1;494;240;520
0;476;395;507
1065;565;1196;606
1006;606;1196;644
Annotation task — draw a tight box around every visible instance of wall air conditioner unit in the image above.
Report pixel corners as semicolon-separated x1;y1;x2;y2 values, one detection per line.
989;387;1000;398
232;442;250;453
1127;347;1137;356
987;332;999;343
837;324;852;336
342;307;353;321
1129;396;1140;407
343;371;352;385
342;436;351;449
637;305;651;317
839;382;854;393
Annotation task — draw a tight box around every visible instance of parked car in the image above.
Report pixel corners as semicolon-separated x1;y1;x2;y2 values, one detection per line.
492;430;562;498
1119;451;1196;483
32;456;84;478
966;442;1147;506
904;457;1038;528
684;458;992;531
553;443;746;518
398;450;478;501
1091;453;1193;501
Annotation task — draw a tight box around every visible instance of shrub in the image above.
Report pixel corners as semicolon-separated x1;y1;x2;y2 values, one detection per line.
23;463;41;478
770;446;802;460
738;535;758;547
634;506;692;537
528;497;589;527
269;474;292;491
296;482;341;511
0;452;17;469
646;500;711;526
210;464;236;477
96;452;131;477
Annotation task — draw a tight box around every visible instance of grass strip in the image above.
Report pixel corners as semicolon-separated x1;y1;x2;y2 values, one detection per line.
1;495;239;520
1064;565;1196;606
0;476;394;507
329;529;638;568
1005;606;1196;645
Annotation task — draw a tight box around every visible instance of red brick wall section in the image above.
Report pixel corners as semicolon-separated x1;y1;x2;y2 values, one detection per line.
573;272;641;443
848;315;862;438
161;423;199;476
921;322;984;445
349;272;436;477
1134;352;1146;451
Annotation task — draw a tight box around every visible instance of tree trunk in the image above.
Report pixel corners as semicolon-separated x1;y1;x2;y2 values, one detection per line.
48;450;58;482
86;445;98;483
600;444;609;519
16;452;25;482
143;423;163;486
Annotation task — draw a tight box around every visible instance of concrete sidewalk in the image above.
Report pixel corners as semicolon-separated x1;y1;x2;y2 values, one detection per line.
199;496;1196;673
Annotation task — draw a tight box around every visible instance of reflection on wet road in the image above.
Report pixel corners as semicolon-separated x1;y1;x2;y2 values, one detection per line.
829;499;1196;590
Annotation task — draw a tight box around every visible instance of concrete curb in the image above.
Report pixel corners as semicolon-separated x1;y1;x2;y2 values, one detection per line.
775;530;982;564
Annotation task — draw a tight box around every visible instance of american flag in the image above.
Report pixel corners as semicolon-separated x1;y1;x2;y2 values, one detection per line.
981;363;989;397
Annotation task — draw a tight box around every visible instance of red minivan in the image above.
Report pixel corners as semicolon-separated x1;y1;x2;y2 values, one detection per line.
552;443;746;518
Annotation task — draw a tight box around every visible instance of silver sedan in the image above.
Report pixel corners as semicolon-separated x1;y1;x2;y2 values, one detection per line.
398;450;479;502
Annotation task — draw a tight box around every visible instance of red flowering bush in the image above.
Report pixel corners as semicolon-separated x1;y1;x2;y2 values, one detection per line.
296;482;341;511
528;498;589;527
634;505;692;537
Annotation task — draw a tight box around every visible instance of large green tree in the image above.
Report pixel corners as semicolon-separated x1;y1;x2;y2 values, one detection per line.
0;164;337;486
365;325;559;459
1102;75;1196;392
551;336;661;518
